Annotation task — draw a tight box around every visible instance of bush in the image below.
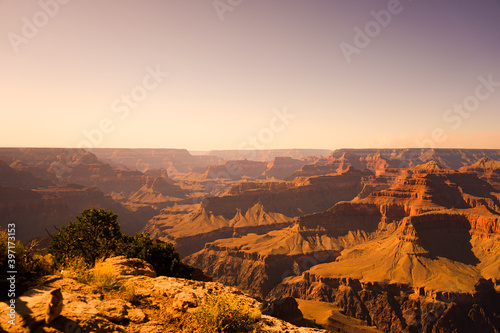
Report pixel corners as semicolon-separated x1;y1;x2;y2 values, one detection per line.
0;229;55;278
48;208;193;279
0;228;55;300
121;232;194;278
188;294;261;333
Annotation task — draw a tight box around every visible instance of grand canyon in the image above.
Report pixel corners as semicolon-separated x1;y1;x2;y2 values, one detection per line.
3;0;500;331
2;147;500;332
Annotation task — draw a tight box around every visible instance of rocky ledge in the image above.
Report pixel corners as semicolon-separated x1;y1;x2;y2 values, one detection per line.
0;256;326;333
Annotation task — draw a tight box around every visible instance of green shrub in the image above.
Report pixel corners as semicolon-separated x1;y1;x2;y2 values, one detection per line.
187;294;261;333
48;208;193;279
121;232;194;278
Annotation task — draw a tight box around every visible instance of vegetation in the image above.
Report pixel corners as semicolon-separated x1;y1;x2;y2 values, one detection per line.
88;260;120;289
47;208;121;266
187;294;261;333
60;256;90;283
0;229;55;300
48;208;193;278
121;232;193;277
0;230;55;278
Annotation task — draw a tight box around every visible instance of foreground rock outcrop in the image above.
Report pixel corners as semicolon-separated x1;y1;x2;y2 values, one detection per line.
0;257;326;333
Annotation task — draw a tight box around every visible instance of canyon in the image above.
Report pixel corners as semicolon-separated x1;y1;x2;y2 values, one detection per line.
2;147;500;332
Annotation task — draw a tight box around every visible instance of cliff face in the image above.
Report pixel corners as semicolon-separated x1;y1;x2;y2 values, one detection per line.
206;149;331;162
0;149;183;241
146;202;294;256
329;148;500;170
202;160;269;180
0;184;142;242
356;163;500;219
187;245;279;298
268;273;500;333
184;201;383;299
89;148;225;176
3;148;500;332
0;160;54;189
56;152;149;196
0;148;84;170
186;224;343;298
186;162;500;316
288;149;500;179
284;153;354;180
264;156;310;179
0;148;154;196
144;167;374;256
459;157;500;191
194;156;313;181
302;165;500;294
296;202;382;235
202;167;373;219
127;176;188;208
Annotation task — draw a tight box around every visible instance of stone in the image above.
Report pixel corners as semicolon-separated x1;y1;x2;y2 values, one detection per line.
172;291;198;312
103;256;157;278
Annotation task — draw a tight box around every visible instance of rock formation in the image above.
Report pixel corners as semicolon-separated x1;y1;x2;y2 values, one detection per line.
0;184;142;242
0;257;327;333
187;162;500;333
459;157;500;191
206;149;331;162
288;148;500;179
145;167;374;256
3;148;500;332
89;148;224;176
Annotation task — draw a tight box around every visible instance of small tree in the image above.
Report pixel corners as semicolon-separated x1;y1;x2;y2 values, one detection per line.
48;208;122;266
48;208;194;279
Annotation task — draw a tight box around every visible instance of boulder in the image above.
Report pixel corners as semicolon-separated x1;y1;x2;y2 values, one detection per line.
103;256;156;278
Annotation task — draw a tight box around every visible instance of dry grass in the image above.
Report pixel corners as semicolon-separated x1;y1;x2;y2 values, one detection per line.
61;257;91;282
62;258;119;290
186;294;261;333
91;260;119;290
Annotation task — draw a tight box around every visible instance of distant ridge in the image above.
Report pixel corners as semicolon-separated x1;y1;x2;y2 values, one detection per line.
205;149;332;161
328;148;500;170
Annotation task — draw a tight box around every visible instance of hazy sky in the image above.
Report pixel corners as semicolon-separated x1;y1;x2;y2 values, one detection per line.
1;0;499;150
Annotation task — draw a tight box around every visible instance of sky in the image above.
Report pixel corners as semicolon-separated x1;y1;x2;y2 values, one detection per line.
1;0;500;151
